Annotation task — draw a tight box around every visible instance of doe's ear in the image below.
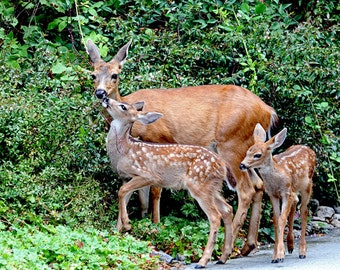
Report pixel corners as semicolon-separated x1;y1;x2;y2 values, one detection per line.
253;123;267;143
137;112;163;125
86;39;102;64
111;39;132;66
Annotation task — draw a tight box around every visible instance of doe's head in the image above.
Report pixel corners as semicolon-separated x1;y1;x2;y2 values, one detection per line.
87;39;132;100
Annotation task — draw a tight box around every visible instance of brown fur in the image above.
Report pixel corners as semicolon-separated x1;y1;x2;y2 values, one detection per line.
104;98;234;268
87;40;278;254
240;124;316;263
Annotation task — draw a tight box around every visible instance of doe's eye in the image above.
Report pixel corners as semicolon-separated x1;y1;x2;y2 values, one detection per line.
112;74;118;80
120;104;127;111
90;74;96;80
254;154;262;159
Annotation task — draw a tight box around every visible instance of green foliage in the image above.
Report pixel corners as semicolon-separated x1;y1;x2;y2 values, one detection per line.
0;222;158;269
132;216;227;263
0;59;117;228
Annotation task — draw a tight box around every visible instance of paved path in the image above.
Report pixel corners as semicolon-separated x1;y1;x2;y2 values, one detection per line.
185;228;340;270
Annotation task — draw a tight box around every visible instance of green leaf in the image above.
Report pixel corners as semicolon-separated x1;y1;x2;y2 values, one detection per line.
48;19;61;30
240;3;250;13
218;25;234;32
304;116;313;124
88;8;98;17
8;60;20;69
58;21;67;32
327;174;336;182
270;22;282;30
145;28;154;36
52;63;67;74
255;3;266;14
320;102;329;108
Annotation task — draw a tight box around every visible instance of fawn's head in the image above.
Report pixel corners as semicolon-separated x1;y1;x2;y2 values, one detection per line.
240;123;287;171
87;39;132;100
102;98;163;126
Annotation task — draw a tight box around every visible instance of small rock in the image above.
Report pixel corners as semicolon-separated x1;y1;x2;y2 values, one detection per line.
307;221;334;234
309;199;320;215
331;214;340;227
316;206;335;221
151;250;174;264
312;216;325;222
334;206;340;214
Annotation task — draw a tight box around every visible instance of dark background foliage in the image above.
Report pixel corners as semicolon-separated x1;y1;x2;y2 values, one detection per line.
0;0;339;245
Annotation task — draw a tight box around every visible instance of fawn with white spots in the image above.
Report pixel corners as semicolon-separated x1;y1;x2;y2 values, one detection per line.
103;97;235;268
240;123;316;263
87;39;278;256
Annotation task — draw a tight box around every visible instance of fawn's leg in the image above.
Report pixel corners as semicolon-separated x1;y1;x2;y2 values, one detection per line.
117;189;134;231
118;176;153;231
215;195;233;264
276;193;294;262
270;196;281;263
299;183;312;259
188;188;222;268
287;194;298;254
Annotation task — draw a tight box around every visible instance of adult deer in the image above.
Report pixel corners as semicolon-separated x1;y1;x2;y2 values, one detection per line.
87;39;278;255
103;97;234;268
240;124;315;263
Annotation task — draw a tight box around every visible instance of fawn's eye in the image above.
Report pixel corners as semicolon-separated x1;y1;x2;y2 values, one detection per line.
120;104;127;111
254;154;262;159
90;74;96;80
111;74;118;80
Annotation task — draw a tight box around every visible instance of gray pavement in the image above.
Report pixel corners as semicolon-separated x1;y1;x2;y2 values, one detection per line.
185;228;340;270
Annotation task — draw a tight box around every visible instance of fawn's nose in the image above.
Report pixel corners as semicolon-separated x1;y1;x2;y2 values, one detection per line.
95;89;107;99
239;163;248;171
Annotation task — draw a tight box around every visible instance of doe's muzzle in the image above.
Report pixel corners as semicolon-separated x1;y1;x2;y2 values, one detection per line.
95;89;107;99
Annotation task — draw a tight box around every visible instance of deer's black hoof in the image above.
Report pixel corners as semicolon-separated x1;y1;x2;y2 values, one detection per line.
241;243;256;256
272;258;284;263
299;255;306;259
194;264;205;269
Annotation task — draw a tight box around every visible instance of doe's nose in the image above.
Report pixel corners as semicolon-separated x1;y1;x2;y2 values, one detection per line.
95;89;107;99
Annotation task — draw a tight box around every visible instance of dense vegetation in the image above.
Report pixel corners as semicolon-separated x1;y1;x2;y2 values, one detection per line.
1;0;339;267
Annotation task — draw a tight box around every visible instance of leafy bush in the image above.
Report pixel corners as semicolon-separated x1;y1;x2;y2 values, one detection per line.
131;216;233;263
0;222;158;269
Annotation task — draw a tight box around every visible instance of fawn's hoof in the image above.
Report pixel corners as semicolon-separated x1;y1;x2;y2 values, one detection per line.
124;225;132;231
194;264;205;269
271;258;284;263
216;260;225;265
288;248;294;254
241;243;256;256
299;255;306;259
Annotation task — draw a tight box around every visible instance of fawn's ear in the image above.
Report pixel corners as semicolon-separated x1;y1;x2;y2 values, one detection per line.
253;123;267;143
111;39;132;66
268;128;287;150
86;39;102;64
137;112;163;125
133;101;145;111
